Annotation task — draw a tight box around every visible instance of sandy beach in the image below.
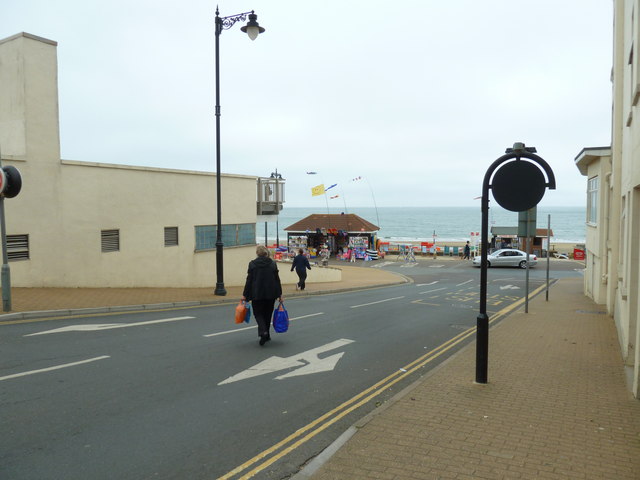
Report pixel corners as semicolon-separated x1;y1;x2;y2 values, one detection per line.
269;237;582;258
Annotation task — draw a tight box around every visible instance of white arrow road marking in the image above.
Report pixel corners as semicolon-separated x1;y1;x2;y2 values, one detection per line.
416;281;439;286
419;287;446;295
0;356;110;381
203;313;324;338
218;338;355;385
25;316;195;336
350;296;404;309
499;285;520;290
275;352;346;380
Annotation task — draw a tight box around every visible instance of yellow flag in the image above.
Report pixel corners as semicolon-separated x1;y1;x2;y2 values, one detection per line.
311;184;325;196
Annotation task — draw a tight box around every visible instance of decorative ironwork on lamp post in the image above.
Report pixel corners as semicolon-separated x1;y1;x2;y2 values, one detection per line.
270;169;282;248
213;8;265;296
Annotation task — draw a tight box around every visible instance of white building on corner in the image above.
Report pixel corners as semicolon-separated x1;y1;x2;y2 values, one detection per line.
575;0;640;399
0;32;284;288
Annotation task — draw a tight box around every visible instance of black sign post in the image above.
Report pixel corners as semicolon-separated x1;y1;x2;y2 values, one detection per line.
476;143;555;384
0;147;23;312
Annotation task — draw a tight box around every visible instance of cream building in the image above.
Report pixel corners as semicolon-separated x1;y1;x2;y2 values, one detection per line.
575;0;640;399
0;32;339;289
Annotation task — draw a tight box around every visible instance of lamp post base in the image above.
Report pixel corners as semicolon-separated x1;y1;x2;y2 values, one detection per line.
1;263;11;312
214;283;227;296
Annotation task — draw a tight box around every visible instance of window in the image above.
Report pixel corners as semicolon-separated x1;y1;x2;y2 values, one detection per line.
101;229;120;252
236;224;256;245
195;224;256;251
620;196;628;267
6;234;29;261
195;225;215;251
164;227;178;247
633;6;640;106
587;176;599;224
630;45;636;107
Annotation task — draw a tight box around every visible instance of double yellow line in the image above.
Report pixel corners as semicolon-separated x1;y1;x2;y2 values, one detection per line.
218;282;550;479
218;330;471;479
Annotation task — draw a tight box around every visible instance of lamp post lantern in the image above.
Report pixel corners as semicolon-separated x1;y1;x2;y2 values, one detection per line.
213;8;265;296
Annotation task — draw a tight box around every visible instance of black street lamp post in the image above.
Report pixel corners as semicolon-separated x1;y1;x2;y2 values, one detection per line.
213;8;265;296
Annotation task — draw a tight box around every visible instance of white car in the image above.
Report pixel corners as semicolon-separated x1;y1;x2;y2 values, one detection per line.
472;249;538;268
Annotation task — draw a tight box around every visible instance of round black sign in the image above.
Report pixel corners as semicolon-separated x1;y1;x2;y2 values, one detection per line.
491;160;545;212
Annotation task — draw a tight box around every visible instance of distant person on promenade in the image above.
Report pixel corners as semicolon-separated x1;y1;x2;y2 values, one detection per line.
291;248;311;291
463;241;471;260
242;245;283;346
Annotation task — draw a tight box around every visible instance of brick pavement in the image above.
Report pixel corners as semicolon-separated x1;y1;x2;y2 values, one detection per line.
303;277;640;480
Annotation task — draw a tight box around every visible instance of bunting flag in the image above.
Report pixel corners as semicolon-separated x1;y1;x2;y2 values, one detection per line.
330;194;340;199
311;184;325;196
325;183;337;191
351;176;363;182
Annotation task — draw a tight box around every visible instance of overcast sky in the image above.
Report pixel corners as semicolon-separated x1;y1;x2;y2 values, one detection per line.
1;1;612;208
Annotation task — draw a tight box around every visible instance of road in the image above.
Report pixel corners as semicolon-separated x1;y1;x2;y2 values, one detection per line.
0;259;583;479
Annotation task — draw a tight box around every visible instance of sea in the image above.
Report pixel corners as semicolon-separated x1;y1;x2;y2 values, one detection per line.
259;206;586;245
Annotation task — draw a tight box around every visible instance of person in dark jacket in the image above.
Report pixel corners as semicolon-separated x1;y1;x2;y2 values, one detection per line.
291;248;312;290
463;241;471;260
242;245;283;345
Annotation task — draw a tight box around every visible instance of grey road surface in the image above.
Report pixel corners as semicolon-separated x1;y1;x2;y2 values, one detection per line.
0;261;582;479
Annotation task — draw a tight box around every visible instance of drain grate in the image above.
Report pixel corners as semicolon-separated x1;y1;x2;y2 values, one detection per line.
575;310;607;315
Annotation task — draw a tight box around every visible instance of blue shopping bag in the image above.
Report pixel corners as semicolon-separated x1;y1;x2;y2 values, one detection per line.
244;302;252;323
272;301;289;333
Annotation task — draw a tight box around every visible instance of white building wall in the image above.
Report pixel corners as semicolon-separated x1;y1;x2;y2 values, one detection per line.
0;32;259;288
615;0;640;382
577;0;640;398
575;149;611;304
53;161;258;287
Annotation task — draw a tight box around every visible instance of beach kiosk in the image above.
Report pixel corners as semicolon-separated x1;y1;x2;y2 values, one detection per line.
490;226;554;256
284;214;380;260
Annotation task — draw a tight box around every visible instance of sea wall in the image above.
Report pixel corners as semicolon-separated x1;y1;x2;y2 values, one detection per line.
276;263;342;284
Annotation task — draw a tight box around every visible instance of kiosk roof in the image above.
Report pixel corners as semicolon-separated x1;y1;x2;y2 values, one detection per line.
284;214;380;233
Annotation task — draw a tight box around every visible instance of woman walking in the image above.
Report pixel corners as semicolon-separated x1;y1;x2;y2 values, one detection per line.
242;245;283;346
291;248;312;290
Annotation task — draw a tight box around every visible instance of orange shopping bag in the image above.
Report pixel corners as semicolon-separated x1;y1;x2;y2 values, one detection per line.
234;301;251;324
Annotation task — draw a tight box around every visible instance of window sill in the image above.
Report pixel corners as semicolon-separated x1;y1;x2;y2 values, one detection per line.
194;244;255;253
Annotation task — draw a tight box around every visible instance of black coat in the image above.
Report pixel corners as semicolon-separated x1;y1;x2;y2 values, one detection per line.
291;254;311;273
242;256;283;301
